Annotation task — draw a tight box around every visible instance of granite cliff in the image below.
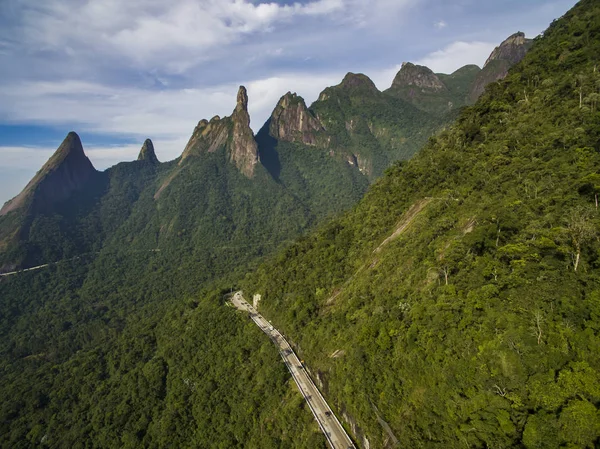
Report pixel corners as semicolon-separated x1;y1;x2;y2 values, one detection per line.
180;86;259;178
390;62;447;92
269;92;324;146
469;32;534;101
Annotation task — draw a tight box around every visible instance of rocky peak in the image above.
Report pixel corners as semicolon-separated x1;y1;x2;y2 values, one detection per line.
469;32;533;102
236;86;249;112
339;73;379;93
180;86;259;178
137;139;159;164
391;62;446;91
0;132;97;216
230;86;259;177
484;32;532;68
269;92;323;146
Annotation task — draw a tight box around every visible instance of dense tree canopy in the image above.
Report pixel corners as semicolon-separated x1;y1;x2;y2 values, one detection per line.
244;1;600;447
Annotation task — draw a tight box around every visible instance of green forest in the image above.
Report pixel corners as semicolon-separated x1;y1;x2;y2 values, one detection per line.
2;0;600;448
0;261;326;448
244;0;600;447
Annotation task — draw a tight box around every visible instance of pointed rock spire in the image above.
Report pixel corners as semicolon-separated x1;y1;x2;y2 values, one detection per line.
1;132;97;216
178;86;259;178
231;85;259;177
137;139;159;164
236;86;249;112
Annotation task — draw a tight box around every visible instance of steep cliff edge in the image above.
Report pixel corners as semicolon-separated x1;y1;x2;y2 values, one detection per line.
269;92;324;146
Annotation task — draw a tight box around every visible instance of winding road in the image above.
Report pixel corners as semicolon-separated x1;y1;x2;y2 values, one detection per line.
231;292;356;449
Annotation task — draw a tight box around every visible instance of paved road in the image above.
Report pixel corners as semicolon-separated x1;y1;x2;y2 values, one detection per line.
0;263;49;277
231;292;355;449
0;249;161;278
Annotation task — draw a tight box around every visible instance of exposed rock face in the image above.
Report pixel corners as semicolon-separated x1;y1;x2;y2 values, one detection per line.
470;32;533;101
0;132;98;216
269;92;324;146
484;32;532;68
180;86;259;177
391;62;446;92
181;116;229;161
230;86;260;177
338;72;379;93
137;139;159;164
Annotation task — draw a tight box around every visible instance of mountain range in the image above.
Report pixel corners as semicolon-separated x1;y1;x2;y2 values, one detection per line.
2;7;594;448
0;31;531;275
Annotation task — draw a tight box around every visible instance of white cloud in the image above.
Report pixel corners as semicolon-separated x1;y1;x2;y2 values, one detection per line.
0;72;345;165
414;41;495;74
9;0;420;74
14;0;349;72
434;20;447;29
0;147;55;171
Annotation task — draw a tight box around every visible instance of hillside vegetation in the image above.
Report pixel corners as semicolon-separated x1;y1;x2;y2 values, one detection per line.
0;262;326;448
245;1;600;447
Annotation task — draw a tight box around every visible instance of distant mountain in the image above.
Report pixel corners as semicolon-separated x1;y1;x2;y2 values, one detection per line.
310;72;439;176
386;32;533;115
386;62;480;115
0;132;99;217
253;72;442;217
259;72;439;183
137;139;160;165
0;132;107;271
469;32;534;102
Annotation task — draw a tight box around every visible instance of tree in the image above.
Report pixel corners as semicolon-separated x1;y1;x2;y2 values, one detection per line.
558;399;600;447
566;207;597;272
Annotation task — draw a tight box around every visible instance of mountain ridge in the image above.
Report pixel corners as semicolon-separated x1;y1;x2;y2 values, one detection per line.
0;30;533;273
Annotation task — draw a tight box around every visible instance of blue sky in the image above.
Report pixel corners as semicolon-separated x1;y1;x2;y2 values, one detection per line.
0;0;578;205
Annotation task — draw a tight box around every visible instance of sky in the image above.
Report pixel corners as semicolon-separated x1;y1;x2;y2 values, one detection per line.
0;0;578;205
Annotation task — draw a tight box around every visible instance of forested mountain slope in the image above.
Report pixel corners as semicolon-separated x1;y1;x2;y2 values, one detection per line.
244;1;600;447
0;267;327;448
0;92;327;447
0;7;582;447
